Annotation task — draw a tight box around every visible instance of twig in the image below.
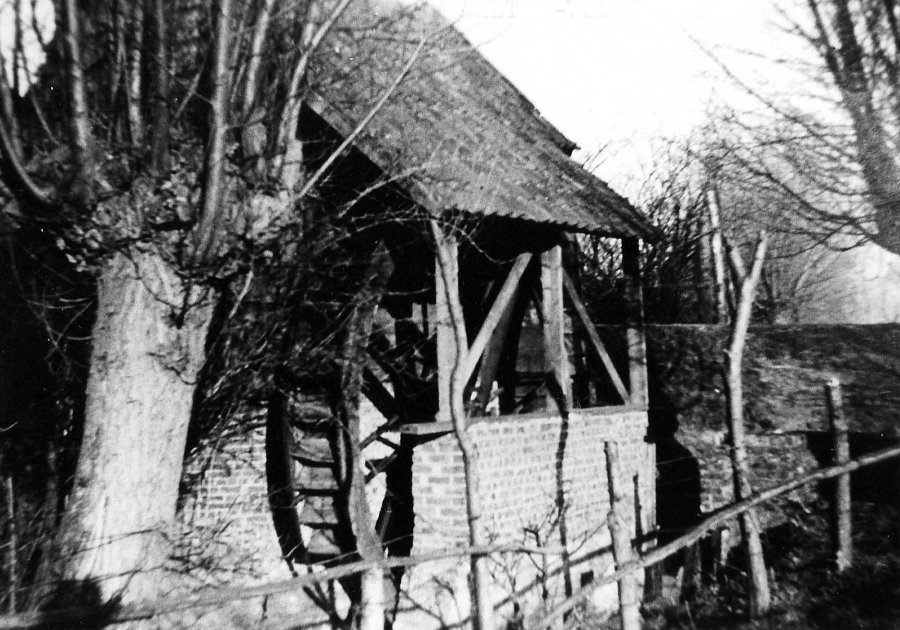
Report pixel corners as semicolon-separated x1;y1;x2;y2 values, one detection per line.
535;440;900;628
298;36;427;199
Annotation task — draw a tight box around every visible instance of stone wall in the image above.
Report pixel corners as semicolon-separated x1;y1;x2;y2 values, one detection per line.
642;324;900;434
673;430;820;529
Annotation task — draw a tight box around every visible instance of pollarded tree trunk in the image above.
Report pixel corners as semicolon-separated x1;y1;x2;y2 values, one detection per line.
42;251;211;607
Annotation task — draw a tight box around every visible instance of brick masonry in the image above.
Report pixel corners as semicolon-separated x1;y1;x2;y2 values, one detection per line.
174;411;835;627
411;409;654;552
402;408;654;628
175;408;655;628
175;423;333;629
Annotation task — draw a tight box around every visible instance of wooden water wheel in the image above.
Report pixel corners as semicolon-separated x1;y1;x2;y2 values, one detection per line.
265;243;434;590
265;389;414;567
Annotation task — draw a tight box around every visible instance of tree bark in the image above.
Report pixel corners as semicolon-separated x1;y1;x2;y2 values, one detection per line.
705;187;729;323
826;378;853;571
4;475;16;614
339;245;392;630
808;0;900;254
146;0;170;173
723;234;771;618
605;442;641;630
431;220;494;630
39;252;211;608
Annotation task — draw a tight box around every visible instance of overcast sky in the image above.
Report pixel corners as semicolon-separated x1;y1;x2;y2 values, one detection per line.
415;0;813;190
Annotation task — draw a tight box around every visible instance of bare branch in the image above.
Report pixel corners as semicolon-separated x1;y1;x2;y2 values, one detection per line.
240;0;275;118
272;0;354;188
0;55;22;157
126;1;145;145
12;0;23;96
538;441;900;628
0;116;58;211
884;0;900;60
0;58;58;211
807;0;846;87
298;37;427;199
61;0;94;195
147;0;171;172
193;0;234;261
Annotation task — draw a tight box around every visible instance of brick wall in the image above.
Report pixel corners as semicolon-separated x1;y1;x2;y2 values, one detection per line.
178;423;280;579
402;408;654;628
174;407;654;628
175;423;333;629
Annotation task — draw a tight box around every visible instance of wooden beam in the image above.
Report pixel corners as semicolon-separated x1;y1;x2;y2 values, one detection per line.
433;226;467;423
622;237;648;406
541;245;572;411
471;280;527;415
562;270;630;403
462;252;533;385
361;367;399;420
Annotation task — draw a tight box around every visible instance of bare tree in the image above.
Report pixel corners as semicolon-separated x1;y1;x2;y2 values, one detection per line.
430;218;495;630
723;233;771;618
0;0;429;613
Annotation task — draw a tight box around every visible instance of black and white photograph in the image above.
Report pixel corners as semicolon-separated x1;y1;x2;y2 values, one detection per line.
1;1;899;628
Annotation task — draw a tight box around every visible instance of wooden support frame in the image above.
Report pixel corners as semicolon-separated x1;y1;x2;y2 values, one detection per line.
622;237;648;406
433;227;466;423
541;245;572;412
462;252;533;385
471;256;533;414
561;270;630;403
428;229;647;419
432;238;535;419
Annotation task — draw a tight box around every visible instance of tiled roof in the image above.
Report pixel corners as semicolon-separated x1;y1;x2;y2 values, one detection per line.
307;0;655;238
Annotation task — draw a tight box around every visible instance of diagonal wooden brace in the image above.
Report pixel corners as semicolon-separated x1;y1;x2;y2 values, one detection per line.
461;252;533;385
562;270;630;403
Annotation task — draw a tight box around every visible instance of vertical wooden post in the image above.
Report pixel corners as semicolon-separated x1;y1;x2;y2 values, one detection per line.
435;231;464;423
605;442;641;630
430;221;494;630
622;238;648;407
541;245;572;412
826;378;853;571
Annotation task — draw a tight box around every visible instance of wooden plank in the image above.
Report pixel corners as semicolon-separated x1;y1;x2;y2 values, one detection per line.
397;422;455;435
561;270;630;403
541;245;572;411
462;252;533;385
361;367;400;422
472;280;526;415
622;237;648;406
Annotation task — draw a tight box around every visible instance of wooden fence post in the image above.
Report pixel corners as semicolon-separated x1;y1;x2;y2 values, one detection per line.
605;442;641;630
826;378;853;572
